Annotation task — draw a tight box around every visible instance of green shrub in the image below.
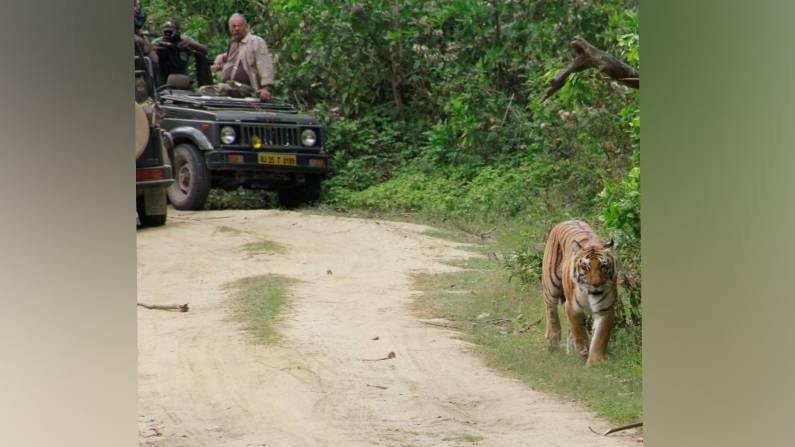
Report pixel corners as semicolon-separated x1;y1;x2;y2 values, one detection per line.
598;163;641;330
205;188;276;210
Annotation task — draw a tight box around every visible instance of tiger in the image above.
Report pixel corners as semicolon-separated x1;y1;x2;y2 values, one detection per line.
540;220;617;366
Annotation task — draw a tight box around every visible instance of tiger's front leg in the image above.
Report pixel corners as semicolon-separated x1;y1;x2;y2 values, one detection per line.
586;307;616;366
564;300;589;358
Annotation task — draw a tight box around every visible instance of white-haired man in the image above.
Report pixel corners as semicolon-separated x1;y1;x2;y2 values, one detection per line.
211;13;274;101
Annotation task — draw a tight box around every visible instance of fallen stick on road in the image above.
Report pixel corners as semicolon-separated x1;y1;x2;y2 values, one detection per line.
589;422;643;436
143;427;162;438
137;302;190;312
360;351;396;362
169;215;232;222
418;319;459;330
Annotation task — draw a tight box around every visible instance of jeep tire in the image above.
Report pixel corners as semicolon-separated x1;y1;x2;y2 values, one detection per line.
137;190;167;227
168;143;210;210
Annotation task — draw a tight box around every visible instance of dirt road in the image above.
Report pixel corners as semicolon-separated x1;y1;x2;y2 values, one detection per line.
137;209;640;447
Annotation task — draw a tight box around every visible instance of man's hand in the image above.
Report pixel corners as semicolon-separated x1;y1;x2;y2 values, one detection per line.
211;53;227;73
153;41;173;49
177;39;208;55
258;87;272;101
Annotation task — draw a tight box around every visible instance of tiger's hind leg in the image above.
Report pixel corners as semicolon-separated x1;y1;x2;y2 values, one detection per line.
544;296;562;351
566;331;575;354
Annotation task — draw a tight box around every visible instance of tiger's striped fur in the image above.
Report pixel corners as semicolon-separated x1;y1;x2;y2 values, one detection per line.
541;220;617;366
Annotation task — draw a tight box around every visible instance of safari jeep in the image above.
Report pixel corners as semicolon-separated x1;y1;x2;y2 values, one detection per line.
156;76;329;210
135;39;174;227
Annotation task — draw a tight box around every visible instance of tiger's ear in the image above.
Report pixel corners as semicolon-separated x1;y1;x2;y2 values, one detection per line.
570;240;583;255
604;239;614;249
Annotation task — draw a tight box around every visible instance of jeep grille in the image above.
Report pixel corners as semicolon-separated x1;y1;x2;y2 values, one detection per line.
241;126;303;148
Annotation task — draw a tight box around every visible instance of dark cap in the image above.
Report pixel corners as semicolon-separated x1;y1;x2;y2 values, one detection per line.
162;20;179;31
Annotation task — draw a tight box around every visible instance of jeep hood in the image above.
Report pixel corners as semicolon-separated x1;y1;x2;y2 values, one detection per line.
160;93;321;125
211;110;320;125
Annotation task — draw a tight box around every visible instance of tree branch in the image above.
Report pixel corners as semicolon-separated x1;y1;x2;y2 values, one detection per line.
138;302;190;312
541;36;639;103
589;422;643;436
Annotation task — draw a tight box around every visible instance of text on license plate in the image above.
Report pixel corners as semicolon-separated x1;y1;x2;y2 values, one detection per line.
258;153;297;166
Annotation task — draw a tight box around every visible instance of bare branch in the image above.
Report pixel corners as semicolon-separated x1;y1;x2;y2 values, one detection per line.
138;302;190;312
589;422;643;436
541;36;639;103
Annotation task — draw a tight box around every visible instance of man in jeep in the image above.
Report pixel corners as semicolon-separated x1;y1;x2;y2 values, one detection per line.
152;20;212;87
133;1;158;66
210;13;274;101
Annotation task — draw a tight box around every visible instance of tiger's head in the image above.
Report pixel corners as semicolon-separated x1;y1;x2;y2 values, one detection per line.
570;239;616;296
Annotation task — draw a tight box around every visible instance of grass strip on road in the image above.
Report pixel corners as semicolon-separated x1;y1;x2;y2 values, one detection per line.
228;274;296;344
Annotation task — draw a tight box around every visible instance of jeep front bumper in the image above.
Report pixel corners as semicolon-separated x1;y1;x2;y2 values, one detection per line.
204;150;329;173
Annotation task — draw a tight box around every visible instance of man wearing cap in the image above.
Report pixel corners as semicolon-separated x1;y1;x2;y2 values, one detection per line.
134;0;166;87
211;13;274;101
133;1;157;62
152;20;211;86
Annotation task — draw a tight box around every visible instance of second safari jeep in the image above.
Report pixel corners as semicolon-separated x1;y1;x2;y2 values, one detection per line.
135;36;173;227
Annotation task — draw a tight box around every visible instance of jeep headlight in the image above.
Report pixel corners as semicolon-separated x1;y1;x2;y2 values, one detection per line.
301;129;317;147
220;126;236;144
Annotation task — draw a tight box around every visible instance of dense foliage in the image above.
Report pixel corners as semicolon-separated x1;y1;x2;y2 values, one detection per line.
141;0;640;331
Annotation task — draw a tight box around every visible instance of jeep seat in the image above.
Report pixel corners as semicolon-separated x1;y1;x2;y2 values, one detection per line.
166;74;192;90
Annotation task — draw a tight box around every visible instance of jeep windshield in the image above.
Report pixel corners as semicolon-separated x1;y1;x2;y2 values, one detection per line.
159;94;299;114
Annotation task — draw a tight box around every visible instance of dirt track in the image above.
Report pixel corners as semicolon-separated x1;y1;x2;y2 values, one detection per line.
137;209;640;446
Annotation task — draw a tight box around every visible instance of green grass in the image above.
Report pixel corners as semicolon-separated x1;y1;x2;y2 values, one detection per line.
227;274;297;344
379;430;482;446
441;433;484;444
411;240;642;425
214;225;243;236
309;205;504;246
214;227;289;260
243;239;287;256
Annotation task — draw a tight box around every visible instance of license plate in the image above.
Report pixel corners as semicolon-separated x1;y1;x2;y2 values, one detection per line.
258;153;297;166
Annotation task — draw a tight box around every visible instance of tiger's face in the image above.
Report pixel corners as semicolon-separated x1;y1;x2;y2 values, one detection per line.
571;241;615;296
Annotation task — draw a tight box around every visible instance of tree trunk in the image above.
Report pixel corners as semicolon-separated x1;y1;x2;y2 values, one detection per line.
492;0;503;89
390;0;406;125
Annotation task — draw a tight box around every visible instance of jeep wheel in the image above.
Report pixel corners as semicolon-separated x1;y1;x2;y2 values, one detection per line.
137;192;167;227
278;174;322;209
168;143;210;210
